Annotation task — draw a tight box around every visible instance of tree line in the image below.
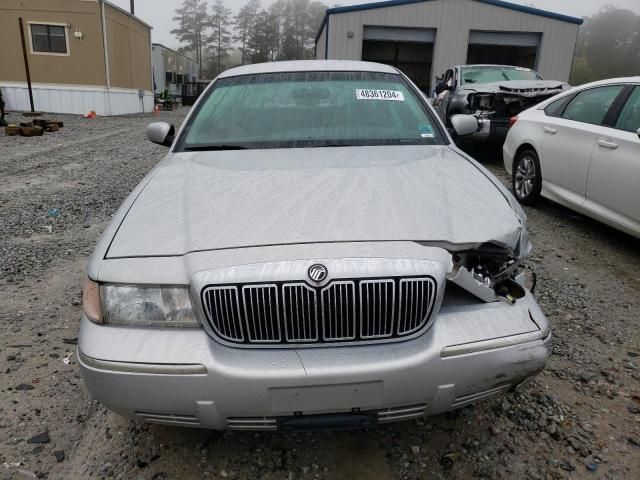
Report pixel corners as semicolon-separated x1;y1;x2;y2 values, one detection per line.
171;0;327;79
570;5;640;85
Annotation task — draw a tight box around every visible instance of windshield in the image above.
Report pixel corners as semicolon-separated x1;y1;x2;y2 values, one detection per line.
178;71;445;150
461;66;543;85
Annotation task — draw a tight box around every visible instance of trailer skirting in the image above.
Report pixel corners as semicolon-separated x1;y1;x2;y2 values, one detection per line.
0;82;154;116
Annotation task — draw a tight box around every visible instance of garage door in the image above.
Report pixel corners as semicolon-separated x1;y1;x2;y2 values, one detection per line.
467;31;541;69
363;26;436;43
361;27;436;93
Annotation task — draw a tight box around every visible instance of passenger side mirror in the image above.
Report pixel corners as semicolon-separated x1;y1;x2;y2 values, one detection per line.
146;122;175;147
450;114;479;137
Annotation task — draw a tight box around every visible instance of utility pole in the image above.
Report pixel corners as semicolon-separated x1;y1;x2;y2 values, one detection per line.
130;0;135;15
197;21;203;79
18;18;35;113
218;17;222;75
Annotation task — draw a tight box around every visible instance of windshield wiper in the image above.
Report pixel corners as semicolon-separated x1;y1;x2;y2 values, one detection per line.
183;144;249;151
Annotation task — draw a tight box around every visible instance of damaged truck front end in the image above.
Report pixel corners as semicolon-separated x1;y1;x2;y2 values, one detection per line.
463;83;568;139
437;65;570;142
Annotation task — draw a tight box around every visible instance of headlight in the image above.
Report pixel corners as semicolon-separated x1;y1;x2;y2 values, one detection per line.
100;284;200;328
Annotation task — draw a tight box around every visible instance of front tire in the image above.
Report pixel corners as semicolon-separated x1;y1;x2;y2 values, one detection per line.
512;149;542;205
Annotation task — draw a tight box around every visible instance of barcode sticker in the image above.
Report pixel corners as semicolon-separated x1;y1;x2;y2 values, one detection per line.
355;89;405;101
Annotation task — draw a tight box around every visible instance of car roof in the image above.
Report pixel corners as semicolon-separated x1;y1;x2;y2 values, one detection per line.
574;77;640;88
217;60;399;78
455;64;538;69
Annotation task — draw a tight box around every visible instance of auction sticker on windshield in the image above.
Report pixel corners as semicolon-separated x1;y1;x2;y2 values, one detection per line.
355;89;405;101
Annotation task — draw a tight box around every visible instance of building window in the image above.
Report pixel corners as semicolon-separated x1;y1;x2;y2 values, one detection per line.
31;24;67;54
176;74;184;85
165;71;175;84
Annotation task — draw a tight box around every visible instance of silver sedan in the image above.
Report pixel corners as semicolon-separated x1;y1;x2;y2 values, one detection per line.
79;60;549;431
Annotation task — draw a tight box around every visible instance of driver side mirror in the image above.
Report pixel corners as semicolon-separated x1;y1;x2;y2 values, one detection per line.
146;122;175;147
450;114;479;137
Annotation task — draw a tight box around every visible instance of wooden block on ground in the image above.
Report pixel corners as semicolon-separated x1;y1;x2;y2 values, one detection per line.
19;126;44;137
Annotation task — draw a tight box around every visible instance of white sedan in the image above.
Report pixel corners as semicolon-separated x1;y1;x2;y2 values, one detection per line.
503;77;640;239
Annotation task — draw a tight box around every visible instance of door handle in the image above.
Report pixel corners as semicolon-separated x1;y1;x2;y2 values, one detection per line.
543;126;557;134
597;139;618;149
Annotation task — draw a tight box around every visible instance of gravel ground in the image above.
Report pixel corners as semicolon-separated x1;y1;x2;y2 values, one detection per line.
1;110;639;480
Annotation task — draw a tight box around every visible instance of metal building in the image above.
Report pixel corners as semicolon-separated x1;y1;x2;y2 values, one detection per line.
315;0;582;93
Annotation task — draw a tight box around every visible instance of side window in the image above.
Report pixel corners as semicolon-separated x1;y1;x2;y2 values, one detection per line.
615;87;640;133
544;95;572;117
562;85;624;126
30;24;67;54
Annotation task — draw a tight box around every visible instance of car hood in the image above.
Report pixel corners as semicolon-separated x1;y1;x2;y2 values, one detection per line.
463;80;569;96
106;145;524;258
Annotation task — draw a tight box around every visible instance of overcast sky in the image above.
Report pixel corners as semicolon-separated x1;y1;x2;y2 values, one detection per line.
110;0;640;49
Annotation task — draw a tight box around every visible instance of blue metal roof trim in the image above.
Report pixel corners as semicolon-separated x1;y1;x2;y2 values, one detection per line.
477;0;583;25
315;0;583;44
328;0;427;15
314;0;430;43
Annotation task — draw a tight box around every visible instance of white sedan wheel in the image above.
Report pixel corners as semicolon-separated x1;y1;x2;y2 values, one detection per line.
515;155;536;198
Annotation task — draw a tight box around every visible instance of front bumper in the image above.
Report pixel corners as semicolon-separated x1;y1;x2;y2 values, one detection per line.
78;291;550;430
460;117;511;143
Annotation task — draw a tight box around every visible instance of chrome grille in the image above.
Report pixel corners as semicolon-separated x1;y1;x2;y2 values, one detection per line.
321;281;356;341
378;404;427;423
398;278;436;335
283;283;318;342
242;284;280;342
227;417;278;431
227;403;427;430
136;412;201;427
202;286;244;342
360;279;395;339
201;276;437;345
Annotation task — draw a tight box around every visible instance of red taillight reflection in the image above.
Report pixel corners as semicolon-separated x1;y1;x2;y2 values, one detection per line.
509;116;519;128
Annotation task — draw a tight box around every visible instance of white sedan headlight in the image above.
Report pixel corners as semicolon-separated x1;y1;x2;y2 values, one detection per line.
100;284;200;328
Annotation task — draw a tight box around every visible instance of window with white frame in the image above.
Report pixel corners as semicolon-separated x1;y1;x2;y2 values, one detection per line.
30;24;67;54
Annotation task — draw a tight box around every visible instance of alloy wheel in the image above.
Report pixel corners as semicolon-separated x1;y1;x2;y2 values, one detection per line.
515;155;536;198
